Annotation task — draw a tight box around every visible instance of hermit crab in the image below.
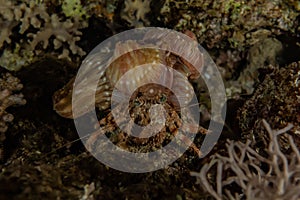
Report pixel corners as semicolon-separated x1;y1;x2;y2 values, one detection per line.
53;28;211;160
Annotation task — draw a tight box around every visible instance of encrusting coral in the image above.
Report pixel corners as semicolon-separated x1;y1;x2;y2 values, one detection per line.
226;37;283;96
238;61;300;149
159;0;300;50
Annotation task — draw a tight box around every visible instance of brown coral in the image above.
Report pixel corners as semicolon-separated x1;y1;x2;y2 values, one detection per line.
121;0;151;27
238;61;300;148
0;72;26;160
0;73;26;133
159;0;300;50
27;14;87;60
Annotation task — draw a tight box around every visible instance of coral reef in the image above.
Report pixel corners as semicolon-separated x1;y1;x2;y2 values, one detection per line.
0;73;26;160
191;120;300;200
238;61;300;148
159;0;300;50
0;0;88;70
0;0;299;199
191;61;300;199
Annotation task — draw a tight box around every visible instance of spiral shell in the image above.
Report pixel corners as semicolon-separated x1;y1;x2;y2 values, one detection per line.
52;28;228;173
53;30;202;119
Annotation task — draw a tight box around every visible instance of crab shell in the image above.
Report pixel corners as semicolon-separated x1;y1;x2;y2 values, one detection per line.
53;31;203;119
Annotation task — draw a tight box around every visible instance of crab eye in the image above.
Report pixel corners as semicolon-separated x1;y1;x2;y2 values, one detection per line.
134;99;141;107
160;94;167;103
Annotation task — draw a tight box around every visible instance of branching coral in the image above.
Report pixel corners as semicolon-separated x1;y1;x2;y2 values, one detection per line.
0;0;88;70
61;0;89;19
0;73;26;160
0;0;18;49
121;0;151;27
0;73;26;133
191;119;300;200
0;44;35;71
27;14;86;59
